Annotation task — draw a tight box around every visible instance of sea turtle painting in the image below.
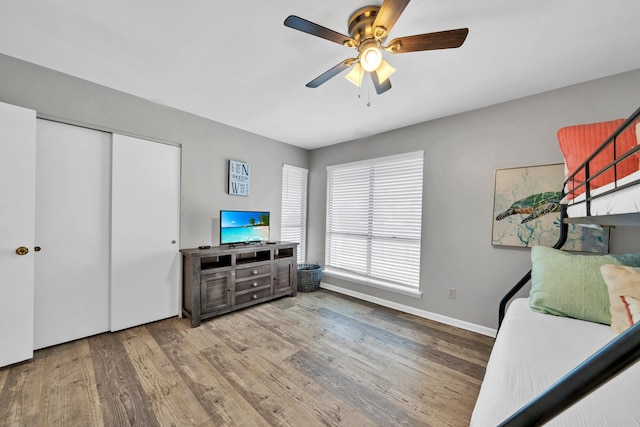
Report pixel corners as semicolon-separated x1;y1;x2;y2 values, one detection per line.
495;191;562;224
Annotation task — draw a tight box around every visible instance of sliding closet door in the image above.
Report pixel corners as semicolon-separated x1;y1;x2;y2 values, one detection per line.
0;102;36;367
33;119;111;349
111;134;181;331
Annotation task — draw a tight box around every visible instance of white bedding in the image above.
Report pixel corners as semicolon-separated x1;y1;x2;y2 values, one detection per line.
471;298;640;426
566;169;640;217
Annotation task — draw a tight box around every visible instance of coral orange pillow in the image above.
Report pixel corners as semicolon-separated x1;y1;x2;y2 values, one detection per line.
558;119;639;199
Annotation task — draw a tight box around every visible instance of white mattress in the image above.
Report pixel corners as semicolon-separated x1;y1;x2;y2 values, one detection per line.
566;169;640;217
471;298;640;426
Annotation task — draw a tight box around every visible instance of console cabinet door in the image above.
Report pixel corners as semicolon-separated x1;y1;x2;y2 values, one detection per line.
0;102;36;367
274;259;295;294
201;270;232;314
111;135;181;331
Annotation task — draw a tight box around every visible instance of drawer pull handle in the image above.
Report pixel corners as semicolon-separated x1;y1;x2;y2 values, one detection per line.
251;294;258;300
252;282;258;287
252;269;258;275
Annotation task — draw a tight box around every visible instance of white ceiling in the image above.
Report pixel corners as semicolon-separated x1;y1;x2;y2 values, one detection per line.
1;1;639;149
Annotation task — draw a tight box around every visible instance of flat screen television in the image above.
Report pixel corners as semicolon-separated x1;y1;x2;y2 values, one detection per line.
220;210;270;245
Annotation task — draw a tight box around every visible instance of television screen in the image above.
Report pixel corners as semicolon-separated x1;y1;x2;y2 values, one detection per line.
220;210;270;245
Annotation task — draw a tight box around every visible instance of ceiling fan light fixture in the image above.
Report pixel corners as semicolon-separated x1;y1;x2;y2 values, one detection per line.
360;41;383;72
345;62;365;87
375;59;396;83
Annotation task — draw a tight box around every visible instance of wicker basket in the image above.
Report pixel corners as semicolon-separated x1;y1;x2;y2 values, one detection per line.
297;263;322;292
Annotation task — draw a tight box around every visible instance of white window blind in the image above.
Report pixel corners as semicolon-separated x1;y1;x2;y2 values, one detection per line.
281;164;308;263
326;151;423;292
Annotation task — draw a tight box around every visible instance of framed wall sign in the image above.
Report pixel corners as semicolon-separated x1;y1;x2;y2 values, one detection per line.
228;160;250;196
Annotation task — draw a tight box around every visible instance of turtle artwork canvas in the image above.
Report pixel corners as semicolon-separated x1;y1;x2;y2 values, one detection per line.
492;163;609;252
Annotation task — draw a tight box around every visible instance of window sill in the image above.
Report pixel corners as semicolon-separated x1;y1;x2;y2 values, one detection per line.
323;268;422;299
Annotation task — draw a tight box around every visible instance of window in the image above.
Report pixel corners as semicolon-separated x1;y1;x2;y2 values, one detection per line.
281;164;308;263
325;151;424;296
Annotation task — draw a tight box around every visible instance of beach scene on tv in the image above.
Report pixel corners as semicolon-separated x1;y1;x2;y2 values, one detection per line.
220;211;270;244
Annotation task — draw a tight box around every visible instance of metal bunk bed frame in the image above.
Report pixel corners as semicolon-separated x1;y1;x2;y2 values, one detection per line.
496;106;640;426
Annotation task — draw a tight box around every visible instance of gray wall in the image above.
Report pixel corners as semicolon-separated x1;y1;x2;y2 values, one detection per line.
2;51;638;331
0;54;309;249
307;68;640;329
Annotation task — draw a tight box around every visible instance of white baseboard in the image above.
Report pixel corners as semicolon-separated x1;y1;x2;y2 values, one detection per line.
319;282;497;338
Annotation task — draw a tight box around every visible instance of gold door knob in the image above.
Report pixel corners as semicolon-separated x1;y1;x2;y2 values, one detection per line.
15;246;29;256
34;246;41;252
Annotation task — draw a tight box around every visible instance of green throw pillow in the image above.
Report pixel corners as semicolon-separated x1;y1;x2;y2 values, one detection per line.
529;246;640;325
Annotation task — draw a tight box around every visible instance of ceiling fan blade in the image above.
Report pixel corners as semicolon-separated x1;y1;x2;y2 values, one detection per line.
371;70;392;95
372;0;411;38
387;28;469;53
284;16;357;47
306;59;356;88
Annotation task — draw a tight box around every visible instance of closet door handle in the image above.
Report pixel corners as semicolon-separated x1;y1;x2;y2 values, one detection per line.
34;246;41;252
15;246;29;255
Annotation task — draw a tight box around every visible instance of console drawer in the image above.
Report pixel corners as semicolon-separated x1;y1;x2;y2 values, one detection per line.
235;288;271;305
236;275;272;292
236;263;271;279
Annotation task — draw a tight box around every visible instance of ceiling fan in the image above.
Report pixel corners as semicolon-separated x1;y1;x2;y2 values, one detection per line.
284;0;468;95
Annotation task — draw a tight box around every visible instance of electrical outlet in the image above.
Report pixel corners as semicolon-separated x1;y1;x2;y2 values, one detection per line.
448;288;456;299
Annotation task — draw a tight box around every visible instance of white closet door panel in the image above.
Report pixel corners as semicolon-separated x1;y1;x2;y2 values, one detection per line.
111;134;180;331
0;102;36;367
34;120;111;349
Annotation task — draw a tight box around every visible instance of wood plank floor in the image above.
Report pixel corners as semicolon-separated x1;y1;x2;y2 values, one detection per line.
0;290;494;427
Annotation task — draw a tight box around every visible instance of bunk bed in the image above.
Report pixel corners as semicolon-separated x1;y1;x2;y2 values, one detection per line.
472;106;640;426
